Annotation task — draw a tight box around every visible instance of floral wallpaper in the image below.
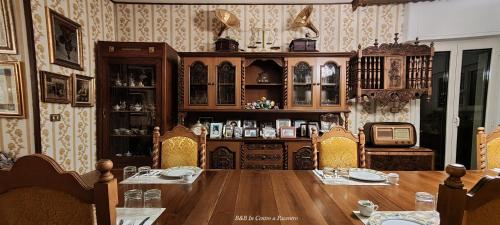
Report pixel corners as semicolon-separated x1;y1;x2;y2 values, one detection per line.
115;3;419;134
30;0;115;173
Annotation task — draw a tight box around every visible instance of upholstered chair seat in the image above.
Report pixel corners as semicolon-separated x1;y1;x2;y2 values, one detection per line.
311;127;366;169
477;126;500;170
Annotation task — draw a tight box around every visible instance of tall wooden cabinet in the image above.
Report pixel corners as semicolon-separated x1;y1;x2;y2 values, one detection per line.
96;41;177;168
178;52;353;170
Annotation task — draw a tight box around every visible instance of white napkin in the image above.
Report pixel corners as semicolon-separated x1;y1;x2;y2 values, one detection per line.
116;208;164;225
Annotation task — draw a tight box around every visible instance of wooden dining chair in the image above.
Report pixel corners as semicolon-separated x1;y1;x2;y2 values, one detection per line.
0;154;118;225
476;126;500;170
311;126;366;169
437;164;500;225
152;124;207;169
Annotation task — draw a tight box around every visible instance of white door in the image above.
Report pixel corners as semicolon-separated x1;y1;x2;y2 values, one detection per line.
421;36;500;169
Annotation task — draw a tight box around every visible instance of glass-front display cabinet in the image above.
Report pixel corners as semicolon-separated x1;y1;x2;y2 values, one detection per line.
97;41;176;168
182;57;241;109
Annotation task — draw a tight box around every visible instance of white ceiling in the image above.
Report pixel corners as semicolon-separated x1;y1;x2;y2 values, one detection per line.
112;0;351;4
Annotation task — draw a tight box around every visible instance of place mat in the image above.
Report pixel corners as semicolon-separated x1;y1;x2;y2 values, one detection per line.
116;208;165;225
353;211;440;225
312;169;390;186
120;169;203;184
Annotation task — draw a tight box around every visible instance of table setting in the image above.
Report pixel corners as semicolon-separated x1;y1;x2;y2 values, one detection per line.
120;166;203;184
116;208;165;225
312;167;398;185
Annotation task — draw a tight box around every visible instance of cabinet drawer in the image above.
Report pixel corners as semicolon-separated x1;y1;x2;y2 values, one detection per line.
245;143;283;151
245;152;282;161
242;162;283;170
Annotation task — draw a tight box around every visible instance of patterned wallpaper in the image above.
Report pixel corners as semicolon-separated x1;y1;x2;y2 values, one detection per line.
0;0;35;159
114;3;419;134
30;0;115;173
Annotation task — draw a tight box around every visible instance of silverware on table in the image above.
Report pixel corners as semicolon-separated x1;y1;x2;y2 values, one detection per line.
118;219;124;225
138;217;150;225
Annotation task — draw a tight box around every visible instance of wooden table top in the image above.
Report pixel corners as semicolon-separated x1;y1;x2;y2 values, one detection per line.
118;170;492;225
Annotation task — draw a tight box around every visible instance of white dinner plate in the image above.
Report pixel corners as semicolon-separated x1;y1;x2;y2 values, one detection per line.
349;169;386;182
160;166;201;178
368;212;437;225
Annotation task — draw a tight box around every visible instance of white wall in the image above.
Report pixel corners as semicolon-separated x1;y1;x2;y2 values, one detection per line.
405;0;500;41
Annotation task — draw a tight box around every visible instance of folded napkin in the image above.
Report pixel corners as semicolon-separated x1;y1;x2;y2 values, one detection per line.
120;169;203;184
116;208;165;225
312;169;389;186
353;210;440;225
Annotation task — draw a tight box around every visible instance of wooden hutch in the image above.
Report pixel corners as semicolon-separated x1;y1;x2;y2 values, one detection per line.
178;52;354;170
96;41;178;168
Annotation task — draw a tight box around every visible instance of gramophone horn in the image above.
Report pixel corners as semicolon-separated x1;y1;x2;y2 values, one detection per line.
291;5;319;38
215;9;240;38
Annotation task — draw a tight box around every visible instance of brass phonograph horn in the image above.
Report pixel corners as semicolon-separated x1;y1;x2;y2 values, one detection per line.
291;5;319;38
215;9;240;38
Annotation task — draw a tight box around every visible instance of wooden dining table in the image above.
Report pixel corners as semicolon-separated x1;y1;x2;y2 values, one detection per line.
118;169;493;225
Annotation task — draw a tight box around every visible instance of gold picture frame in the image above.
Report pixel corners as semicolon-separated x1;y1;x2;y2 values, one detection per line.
0;0;17;54
72;74;94;107
0;61;25;118
40;71;71;104
46;7;83;70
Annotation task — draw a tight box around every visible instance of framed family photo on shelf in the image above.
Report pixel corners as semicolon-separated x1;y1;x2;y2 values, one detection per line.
0;61;25;117
40;71;71;104
0;0;17;54
46;7;83;70
72;74;93;107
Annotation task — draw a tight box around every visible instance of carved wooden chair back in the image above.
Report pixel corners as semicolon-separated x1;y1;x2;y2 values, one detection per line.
476;126;500;170
437;164;500;225
311;127;366;169
0;154;117;225
152;124;207;169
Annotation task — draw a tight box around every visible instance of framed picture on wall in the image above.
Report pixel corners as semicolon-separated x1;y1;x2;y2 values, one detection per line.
72;74;93;107
0;61;25;118
40;71;71;104
0;0;17;54
46;7;83;70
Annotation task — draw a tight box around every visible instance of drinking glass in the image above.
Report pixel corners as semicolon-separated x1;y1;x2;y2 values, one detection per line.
123;166;137;180
338;168;350;179
124;189;143;208
415;192;435;211
144;189;162;208
138;166;151;175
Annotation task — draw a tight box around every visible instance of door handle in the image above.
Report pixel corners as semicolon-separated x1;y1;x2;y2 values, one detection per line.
453;116;460;127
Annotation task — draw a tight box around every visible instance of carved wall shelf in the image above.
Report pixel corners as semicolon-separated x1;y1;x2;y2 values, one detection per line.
347;33;434;113
352;0;435;10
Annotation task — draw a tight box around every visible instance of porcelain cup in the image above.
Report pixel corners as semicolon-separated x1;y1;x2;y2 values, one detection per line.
387;173;400;184
358;200;378;217
181;172;194;182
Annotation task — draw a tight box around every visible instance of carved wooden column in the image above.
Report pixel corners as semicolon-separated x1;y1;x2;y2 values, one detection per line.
152;127;160;169
476;127;486;170
436;164;467;225
311;127;319;170
358;127;366;168
200;127;207;169
94;159;117;225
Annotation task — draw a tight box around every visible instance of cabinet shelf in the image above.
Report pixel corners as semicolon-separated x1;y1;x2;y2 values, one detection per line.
245;83;283;87
207;137;312;142
180;108;350;113
111;86;155;89
110;110;154;113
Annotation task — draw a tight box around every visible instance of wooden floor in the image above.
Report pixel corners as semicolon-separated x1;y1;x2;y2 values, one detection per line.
119;170;490;225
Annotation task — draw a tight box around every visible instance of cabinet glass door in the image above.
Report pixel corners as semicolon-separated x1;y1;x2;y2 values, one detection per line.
108;64;156;157
320;62;340;106
216;61;236;105
292;62;313;106
189;61;209;105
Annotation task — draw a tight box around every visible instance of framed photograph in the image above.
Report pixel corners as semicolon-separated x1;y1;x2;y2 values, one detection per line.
320;113;342;131
72;74;93;107
243;120;257;128
0;0;17;54
261;127;276;139
276;119;291;132
46;7;83;70
280;126;296;138
233;127;243;138
308;123;319;138
40;71;71;104
226;120;241;127
300;124;308;137
224;125;233;138
210;122;223;139
0;61;24;117
293;120;307;129
259;121;274;129
244;128;258;137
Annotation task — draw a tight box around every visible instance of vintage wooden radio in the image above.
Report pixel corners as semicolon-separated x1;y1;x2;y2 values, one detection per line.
364;122;416;147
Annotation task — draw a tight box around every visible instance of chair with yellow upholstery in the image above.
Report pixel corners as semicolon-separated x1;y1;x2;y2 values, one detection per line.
437;164;500;225
0;154;118;225
152;124;207;169
311;126;366;169
476;126;500;170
